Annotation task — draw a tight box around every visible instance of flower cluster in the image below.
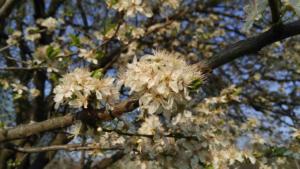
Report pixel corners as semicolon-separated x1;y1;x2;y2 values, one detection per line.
53;68;119;109
38;17;59;32
122;50;204;115
113;86;257;169
6;31;22;45
108;0;153;17
107;0;180;18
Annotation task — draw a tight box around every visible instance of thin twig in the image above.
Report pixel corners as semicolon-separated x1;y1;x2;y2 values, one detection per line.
0;67;47;71
102;128;198;140
0;44;15;53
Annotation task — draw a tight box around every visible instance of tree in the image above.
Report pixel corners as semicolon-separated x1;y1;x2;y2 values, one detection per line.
0;0;299;168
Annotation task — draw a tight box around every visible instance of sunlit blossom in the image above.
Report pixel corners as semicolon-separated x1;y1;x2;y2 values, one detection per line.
78;49;98;64
25;26;41;41
6;31;22;45
40;17;59;32
122;50;204;114
53;68;119;109
138;115;164;135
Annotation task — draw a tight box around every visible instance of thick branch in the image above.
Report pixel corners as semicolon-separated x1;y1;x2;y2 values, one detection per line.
0;114;75;142
207;20;300;69
0;99;138;142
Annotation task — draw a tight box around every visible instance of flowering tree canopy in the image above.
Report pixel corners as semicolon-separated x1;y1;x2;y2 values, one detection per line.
0;0;300;169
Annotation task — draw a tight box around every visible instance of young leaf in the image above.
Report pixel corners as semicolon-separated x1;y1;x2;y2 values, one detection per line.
46;46;61;59
69;34;81;47
91;68;104;79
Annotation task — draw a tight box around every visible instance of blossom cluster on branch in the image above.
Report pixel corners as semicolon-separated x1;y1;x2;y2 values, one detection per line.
53;50;204;115
122;50;205;116
106;0;180;17
53;68;119;109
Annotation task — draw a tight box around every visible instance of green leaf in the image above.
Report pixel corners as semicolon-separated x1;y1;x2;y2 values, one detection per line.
102;19;117;35
188;78;203;91
204;164;214;169
7;28;14;34
95;50;105;59
266;146;289;157
0;122;5;128
46;46;61;59
106;0;119;7
69;34;81;47
13;93;22;100
65;8;74;17
271;147;288;156
91;68;103;79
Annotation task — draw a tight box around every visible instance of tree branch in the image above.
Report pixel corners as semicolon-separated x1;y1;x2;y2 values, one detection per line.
1;143;122;153
29;133;73;169
207;20;300;69
0;67;47;71
102;128;198;140
0;114;75;143
0;99;138;142
76;0;89;28
268;0;281;24
0;0;18;18
92;151;125;169
46;0;64;17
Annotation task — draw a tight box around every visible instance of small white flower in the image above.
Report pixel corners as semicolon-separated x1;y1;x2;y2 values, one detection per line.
292;129;300;139
30;88;40;97
40;17;59;32
12;83;28;95
110;0;153;17
138;116;163;135
78;49;98;64
25;26;41;42
6;31;22;45
69;92;89;109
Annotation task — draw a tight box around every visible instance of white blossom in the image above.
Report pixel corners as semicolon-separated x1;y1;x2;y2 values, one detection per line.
292;128;300;139
40;17;59;32
11;83;28;95
122;50;204;115
53;68;119;109
110;0;153;17
29;88;40;97
25;26;41;41
6;31;22;45
138;116;163;135
108;0;180;17
78;49;98;64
